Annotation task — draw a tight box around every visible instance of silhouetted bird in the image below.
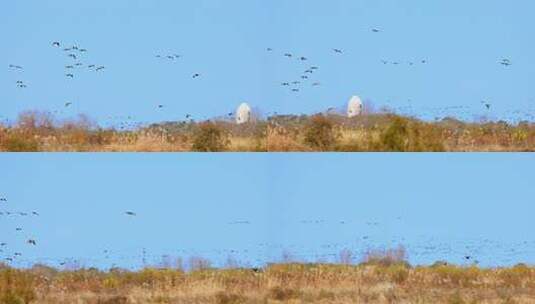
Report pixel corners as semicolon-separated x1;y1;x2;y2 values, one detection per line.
65;102;72;107
125;211;136;216
333;49;343;53
267;48;273;51
52;41;60;47
79;49;87;52
372;28;381;33
9;64;23;69
284;53;292;58
66;73;74;78
27;239;37;246
68;54;77;59
192;73;200;78
96;66;105;71
500;59;512;66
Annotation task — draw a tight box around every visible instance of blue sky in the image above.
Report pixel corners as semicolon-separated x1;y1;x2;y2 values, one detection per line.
1;0;535;125
1;154;534;268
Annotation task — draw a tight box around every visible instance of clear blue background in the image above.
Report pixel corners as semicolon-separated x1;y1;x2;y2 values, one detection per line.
1;0;535;125
1;154;534;269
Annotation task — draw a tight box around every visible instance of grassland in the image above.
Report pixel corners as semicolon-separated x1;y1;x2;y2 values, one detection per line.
2;259;535;304
0;110;534;152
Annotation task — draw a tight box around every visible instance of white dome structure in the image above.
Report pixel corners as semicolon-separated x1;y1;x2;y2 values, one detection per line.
347;96;363;118
236;103;252;124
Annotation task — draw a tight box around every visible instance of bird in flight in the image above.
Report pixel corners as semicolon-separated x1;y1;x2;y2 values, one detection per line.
79;48;88;52
65;102;72;107
333;49;343;54
500;59;512;66
158;105;164;109
299;56;307;61
65;65;74;69
267;48;273;51
281;82;290;86
192;73;201;78
66;73;74;78
96;66;105;71
68;54;77;59
27;239;37;246
9;64;23;70
52;41;60;47
284;53;293;58
125;211;137;216
372;28;381;33
312;82;321;86
0;198;6;202
32;211;39;216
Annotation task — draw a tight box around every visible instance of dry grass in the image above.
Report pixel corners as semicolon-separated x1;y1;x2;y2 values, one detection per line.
0;111;533;152
2;260;535;304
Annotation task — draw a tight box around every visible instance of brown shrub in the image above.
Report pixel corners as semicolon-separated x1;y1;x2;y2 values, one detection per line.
214;291;246;304
303;115;339;150
192;122;230;152
267;286;301;301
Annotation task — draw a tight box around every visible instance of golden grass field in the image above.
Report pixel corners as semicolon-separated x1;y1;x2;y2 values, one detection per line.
0;110;533;152
2;261;535;304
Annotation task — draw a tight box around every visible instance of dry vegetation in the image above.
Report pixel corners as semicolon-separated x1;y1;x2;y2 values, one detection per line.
2;248;535;304
0;110;534;152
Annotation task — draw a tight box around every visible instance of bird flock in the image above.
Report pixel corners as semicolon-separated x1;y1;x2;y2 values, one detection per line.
50;41;106;79
2;191;534;270
4;27;529;131
0;195;40;264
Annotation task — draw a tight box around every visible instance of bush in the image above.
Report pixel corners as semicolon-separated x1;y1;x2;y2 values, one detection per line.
215;292;246;304
268;286;301;301
303;115;339;150
0;269;36;304
192;122;230;152
377;115;444;151
1;134;39;152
